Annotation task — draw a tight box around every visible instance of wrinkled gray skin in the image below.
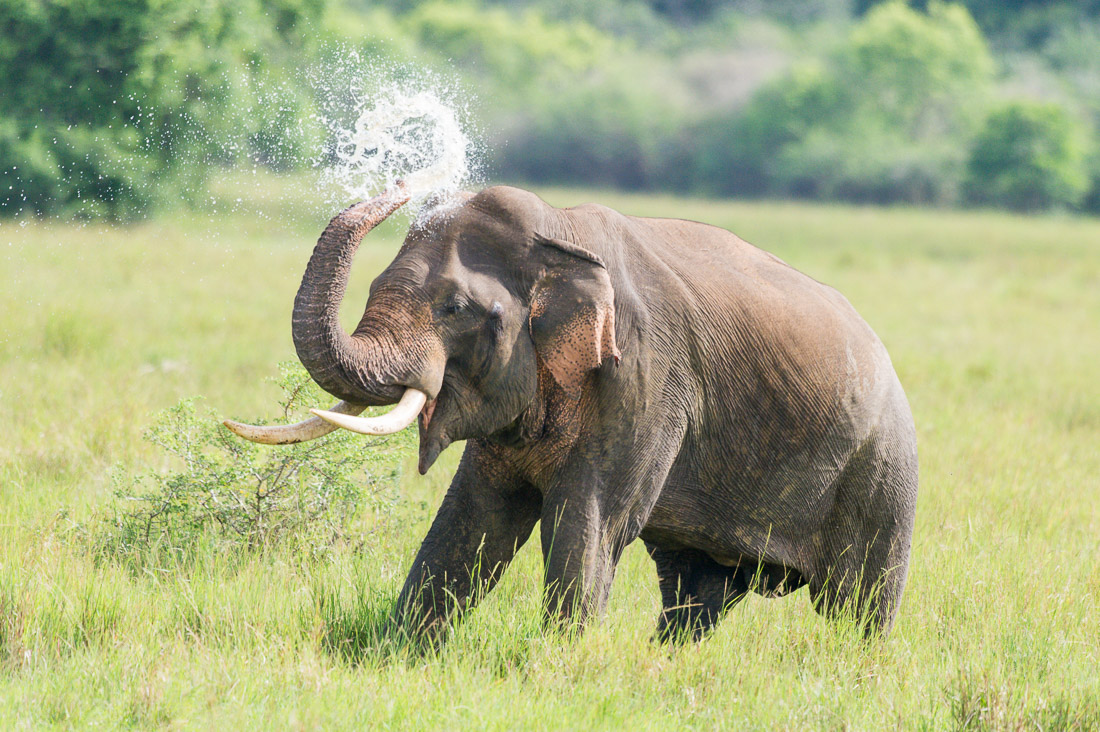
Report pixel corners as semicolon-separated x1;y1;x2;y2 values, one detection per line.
288;185;918;641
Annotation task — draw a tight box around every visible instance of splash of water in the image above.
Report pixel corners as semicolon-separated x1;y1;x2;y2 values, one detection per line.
319;81;479;214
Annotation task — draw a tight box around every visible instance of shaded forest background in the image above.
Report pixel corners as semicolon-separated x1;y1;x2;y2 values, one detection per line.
3;0;1100;219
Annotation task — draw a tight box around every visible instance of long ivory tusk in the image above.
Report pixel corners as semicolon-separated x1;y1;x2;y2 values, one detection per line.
310;388;427;436
222;401;366;445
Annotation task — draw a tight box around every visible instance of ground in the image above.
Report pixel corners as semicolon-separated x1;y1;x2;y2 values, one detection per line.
1;174;1098;728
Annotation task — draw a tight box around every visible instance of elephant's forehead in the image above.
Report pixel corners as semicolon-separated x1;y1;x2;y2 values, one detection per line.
403;218;526;270
382;240;522;304
461;266;516;300
387;239;471;284
430;241;516;290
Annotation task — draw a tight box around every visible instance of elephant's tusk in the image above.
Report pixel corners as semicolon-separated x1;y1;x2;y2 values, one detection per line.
222;401;366;445
310;388;427;436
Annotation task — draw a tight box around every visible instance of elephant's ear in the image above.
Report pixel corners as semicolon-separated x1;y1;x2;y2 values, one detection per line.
529;234;620;397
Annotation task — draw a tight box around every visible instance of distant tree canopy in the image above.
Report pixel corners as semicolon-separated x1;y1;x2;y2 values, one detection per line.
2;0;1099;218
856;0;1100;26
966;101;1091;211
692;1;996;204
0;0;324;218
648;0;727;23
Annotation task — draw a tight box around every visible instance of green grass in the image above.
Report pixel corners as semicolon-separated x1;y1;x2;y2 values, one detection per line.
2;175;1099;728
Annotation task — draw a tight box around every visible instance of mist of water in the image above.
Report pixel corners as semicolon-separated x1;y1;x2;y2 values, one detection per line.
321;85;478;212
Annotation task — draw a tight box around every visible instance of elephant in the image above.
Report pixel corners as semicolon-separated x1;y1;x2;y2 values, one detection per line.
225;183;918;641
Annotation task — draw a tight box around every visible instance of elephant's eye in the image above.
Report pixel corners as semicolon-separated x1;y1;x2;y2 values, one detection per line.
440;295;467;316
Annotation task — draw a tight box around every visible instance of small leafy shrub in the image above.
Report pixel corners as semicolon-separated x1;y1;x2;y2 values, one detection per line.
100;364;413;564
965;100;1091;212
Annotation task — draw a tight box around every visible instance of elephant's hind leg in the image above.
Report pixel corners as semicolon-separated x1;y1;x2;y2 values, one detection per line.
647;545;749;642
809;432;917;636
808;530;910;637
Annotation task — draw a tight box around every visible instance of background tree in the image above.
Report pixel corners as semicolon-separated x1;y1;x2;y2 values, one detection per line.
694;1;996;205
0;0;325;219
965;100;1091;211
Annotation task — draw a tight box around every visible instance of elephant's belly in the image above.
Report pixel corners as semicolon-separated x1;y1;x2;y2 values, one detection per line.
640;438;853;568
640;497;808;569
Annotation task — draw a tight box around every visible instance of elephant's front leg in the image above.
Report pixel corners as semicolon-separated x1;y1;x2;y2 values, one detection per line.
395;447;541;641
541;491;612;626
540;487;645;628
540;418;688;628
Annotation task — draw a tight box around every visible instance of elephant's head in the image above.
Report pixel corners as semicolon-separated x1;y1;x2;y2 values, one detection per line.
224;184;619;473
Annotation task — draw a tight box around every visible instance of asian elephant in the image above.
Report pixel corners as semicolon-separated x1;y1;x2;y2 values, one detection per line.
225;183;918;641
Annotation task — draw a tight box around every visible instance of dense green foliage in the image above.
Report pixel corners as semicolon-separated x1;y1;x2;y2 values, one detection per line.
0;0;323;219
2;177;1098;726
3;0;1100;215
965;100;1091;211
858;0;1100;37
694;2;995;204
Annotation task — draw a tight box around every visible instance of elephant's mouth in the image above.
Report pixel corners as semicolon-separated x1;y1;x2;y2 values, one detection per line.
419;397;438;434
417;381;456;474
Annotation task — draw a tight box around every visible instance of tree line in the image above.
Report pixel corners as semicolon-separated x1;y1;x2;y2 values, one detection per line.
2;0;1098;218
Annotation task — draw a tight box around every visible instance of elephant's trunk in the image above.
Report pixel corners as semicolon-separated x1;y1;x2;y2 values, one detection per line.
223;184;440;446
291;185;413;405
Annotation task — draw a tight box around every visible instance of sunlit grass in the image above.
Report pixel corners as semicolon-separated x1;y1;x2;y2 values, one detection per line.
1;174;1098;728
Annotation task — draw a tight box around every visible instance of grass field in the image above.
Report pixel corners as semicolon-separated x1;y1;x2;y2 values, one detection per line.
2;175;1099;728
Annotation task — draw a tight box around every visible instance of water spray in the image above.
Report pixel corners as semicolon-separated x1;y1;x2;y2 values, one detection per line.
319;82;480;215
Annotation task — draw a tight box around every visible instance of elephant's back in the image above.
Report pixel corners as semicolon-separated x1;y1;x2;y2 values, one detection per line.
639;214;907;502
561;203;908;446
631;214;891;408
611;211;916;568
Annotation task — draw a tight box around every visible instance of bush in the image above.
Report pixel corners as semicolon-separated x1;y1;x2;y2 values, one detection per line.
403;1;615;90
99;364;412;564
694;1;994;205
965;100;1091;212
690;61;846;198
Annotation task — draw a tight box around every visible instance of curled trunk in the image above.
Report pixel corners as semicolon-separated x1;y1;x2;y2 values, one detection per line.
291;186;412;405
